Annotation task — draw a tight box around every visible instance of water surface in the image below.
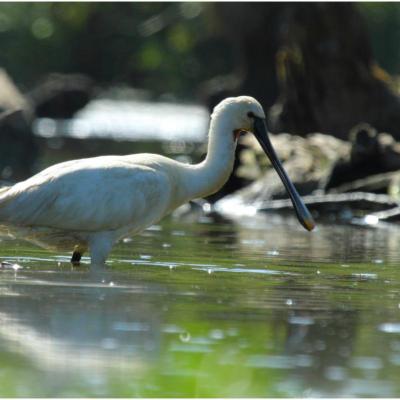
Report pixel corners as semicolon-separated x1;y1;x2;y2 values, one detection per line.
0;215;400;397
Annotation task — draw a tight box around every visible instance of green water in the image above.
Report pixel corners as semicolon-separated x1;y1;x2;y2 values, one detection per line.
0;215;400;397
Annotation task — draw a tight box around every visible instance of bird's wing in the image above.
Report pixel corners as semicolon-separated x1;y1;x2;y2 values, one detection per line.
0;161;172;232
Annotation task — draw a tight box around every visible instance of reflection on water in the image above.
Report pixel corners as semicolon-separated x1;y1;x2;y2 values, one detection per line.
1;216;400;396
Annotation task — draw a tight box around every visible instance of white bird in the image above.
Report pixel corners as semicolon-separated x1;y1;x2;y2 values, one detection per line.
0;96;315;266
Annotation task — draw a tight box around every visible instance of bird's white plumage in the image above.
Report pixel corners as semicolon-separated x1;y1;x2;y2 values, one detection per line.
0;155;173;231
0;96;267;265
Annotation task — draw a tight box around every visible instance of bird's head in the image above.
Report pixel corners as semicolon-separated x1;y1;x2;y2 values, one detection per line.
212;96;266;139
213;96;315;232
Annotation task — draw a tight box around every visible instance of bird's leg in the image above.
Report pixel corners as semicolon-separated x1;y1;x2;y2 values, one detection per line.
71;244;87;266
88;233;114;268
71;251;81;265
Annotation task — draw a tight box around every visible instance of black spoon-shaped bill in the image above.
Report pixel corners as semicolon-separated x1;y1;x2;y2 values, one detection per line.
252;117;315;231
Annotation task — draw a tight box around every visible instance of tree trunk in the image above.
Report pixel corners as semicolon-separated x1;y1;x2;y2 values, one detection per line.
208;3;400;140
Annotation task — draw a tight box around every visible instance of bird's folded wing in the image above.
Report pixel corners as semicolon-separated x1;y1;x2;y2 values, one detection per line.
0;165;171;232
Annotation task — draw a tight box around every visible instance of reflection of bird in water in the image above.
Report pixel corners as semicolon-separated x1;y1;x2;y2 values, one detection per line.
0;279;160;377
0;96;314;267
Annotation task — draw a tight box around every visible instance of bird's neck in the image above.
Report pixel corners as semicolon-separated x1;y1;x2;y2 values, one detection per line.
181;115;236;201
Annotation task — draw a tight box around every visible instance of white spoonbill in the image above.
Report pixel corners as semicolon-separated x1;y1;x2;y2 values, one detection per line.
0;96;315;266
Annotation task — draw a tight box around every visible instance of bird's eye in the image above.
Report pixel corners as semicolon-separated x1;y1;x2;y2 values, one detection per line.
247;111;255;118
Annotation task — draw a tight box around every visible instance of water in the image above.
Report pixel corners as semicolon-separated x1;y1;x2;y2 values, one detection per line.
1;215;400;397
33;99;208;142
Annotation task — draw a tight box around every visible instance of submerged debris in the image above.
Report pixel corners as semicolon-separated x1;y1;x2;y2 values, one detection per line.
0;261;23;271
215;125;400;225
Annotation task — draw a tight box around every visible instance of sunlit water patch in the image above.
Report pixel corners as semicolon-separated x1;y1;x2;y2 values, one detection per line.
33;99;209;142
0;217;400;396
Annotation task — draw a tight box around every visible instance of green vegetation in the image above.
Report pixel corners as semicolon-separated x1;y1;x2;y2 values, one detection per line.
359;3;400;74
0;2;398;98
0;2;233;97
